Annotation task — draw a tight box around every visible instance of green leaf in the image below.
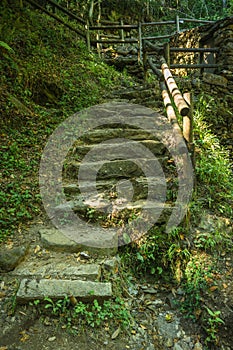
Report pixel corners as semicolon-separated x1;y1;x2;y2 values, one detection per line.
0;41;14;53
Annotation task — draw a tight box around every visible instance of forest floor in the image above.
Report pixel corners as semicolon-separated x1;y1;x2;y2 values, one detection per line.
1;4;233;350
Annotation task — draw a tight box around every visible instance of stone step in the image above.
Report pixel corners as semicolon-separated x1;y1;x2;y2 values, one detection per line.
38;227;118;256
72;139;167;159
63;176;168;202
78;127;169;144
54;198;172;225
16;279;112;303
12;260;101;281
64;157;168;180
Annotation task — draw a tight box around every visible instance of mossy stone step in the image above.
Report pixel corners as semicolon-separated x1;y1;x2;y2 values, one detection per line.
63;176;167;202
12;260;101;281
16;279;112;303
64;157;168;180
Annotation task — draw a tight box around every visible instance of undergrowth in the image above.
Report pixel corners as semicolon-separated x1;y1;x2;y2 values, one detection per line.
0;4;126;242
29;296;131;333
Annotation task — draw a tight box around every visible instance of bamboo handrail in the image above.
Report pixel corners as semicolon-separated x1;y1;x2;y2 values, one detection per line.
160;58;190;116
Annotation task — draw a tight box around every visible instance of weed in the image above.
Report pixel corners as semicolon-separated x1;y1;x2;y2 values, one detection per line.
179;254;214;318
204;307;224;345
41;296;131;331
194;95;233;217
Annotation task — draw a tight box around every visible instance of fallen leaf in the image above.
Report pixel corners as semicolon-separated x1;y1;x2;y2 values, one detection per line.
165;313;174;322
48;336;56;342
69;295;77;306
223;283;228;289
143;288;157;294
140;324;147;330
34;245;41;254
111;327;121;339
20;330;30;342
209;285;218;292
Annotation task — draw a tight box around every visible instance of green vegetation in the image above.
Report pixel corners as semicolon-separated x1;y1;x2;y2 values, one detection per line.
204;308;224;345
194;95;233;217
1;1;232;346
0;3;124;242
30;296;131;332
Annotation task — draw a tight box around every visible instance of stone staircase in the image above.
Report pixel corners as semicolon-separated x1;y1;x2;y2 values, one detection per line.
13;96;186;304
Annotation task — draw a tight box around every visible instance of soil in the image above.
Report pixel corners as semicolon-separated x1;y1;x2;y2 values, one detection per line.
0;218;233;350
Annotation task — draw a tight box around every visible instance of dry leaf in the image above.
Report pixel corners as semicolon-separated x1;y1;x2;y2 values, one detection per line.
223;283;228;289
209;285;218;292
69;295;77;306
140;324;147;330
34;245;41;254
111;327;121;339
20;330;30;342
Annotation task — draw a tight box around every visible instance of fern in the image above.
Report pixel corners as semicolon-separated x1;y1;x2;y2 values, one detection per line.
0;41;14;53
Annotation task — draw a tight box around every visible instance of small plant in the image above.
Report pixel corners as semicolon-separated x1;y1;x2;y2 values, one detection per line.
38;296;131;331
179;254;214;318
44;296;70;316
204;307;224;345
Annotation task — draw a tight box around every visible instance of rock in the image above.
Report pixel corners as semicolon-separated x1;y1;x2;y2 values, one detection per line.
203;72;228;87
39;227;118;256
174;341;190;350
194;342;203;350
102;256;120;273
13;260;101;281
165;338;174;347
173;343;183;350
48;336;56;342
16;279;112;303
0;246;28;272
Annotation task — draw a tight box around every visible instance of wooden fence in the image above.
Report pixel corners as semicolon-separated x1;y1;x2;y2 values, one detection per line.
25;0;218;74
24;0;217;158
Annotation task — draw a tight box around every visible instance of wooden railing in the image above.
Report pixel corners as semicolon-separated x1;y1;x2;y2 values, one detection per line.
25;1;217;73
24;0;216;159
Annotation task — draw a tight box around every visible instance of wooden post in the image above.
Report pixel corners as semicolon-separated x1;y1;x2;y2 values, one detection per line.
183;92;195;168
176;14;180;33
86;20;91;52
138;22;143;64
176;15;180;33
182;92;193;145
96;0;102;57
164;42;170;68
120;19;125;43
199;47;204;76
143;49;148;82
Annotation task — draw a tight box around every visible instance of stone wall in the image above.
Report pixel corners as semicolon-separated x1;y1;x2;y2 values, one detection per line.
169;17;233;157
169;17;233;79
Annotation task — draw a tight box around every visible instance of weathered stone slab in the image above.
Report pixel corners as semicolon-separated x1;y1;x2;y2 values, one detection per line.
203;72;228;87
65;158;167;180
0;246;28;272
73;139;166;159
39;228;78;253
13;261;101;281
39;227;118;256
16;279;112;303
79;128;167;144
63;176;166;202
